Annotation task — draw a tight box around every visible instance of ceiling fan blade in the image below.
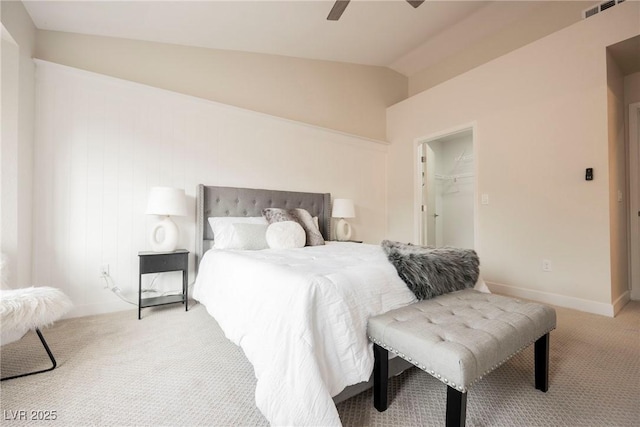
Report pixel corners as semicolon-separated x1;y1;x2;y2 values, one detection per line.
406;0;425;8
327;0;351;21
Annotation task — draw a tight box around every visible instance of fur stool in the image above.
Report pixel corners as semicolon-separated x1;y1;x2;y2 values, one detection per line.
1;287;72;381
367;289;556;427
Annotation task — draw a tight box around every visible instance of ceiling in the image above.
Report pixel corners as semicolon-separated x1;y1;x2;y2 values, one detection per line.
23;1;594;76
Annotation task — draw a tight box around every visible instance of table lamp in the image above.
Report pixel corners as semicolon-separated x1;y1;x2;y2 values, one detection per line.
332;198;355;241
145;187;187;252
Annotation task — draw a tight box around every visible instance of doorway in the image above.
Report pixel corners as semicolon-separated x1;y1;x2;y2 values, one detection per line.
630;102;640;300
420;128;475;249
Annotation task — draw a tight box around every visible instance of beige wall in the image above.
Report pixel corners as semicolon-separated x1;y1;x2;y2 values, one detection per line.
1;0;36;288
606;50;628;310
407;1;588;97
387;2;640;315
35;30;407;141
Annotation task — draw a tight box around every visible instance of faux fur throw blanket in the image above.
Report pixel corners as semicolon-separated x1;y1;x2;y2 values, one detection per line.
381;240;480;300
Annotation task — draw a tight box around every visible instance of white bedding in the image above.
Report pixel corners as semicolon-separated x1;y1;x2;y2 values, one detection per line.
193;242;417;426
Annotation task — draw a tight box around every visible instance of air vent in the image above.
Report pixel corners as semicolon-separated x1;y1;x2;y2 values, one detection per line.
583;0;625;19
584;6;599;17
600;0;615;11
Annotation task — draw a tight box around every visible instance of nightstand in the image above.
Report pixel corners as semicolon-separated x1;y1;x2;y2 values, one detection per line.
138;249;188;319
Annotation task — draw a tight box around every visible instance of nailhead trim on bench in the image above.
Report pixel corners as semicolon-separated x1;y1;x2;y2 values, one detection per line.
368;326;555;393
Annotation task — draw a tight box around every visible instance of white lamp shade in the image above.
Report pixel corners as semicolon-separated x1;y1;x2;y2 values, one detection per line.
145;187;187;217
332;199;355;218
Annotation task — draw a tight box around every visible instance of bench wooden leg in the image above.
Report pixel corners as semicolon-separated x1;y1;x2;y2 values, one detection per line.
446;386;467;427
373;343;389;412
535;333;550;392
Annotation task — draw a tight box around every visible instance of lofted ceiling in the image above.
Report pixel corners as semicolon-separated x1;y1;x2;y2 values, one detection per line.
23;0;595;76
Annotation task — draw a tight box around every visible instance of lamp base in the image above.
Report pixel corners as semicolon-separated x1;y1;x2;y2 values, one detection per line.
150;216;179;252
335;218;352;241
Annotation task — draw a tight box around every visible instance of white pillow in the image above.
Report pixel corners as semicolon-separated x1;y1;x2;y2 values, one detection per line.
208;217;268;249
265;221;305;249
232;223;268;250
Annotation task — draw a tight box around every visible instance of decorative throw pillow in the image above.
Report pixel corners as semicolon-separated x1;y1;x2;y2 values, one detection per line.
381;240;480;300
232;223;268;250
262;208;325;246
265;221;306;249
208;217;268;249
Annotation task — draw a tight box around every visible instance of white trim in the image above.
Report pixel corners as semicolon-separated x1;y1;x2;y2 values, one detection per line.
472;124;479;253
413;123;478;247
628;102;640;300
415;142;426;244
1;24;17;45
486;281;616;317
612;290;631;316
32;59;390;149
64;301;133;319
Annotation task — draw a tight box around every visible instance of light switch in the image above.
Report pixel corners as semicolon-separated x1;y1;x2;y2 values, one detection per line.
586;168;593;181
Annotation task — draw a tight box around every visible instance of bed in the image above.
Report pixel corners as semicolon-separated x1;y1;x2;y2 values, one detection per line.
193;185;417;426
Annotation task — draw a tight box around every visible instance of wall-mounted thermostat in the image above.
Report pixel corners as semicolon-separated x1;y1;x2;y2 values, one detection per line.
586;168;593;181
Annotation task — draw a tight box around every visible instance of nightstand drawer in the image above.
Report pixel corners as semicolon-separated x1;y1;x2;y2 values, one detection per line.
139;252;187;274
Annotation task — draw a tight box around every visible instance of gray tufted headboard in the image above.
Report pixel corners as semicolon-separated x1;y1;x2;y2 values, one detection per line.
196;184;331;269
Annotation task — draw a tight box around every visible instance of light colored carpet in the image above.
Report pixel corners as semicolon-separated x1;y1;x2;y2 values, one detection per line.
1;300;639;426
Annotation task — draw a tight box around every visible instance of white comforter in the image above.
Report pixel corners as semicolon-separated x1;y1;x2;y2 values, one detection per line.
193;242;417;426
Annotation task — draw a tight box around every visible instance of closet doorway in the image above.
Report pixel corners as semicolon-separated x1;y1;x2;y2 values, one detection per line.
630;102;640;300
421;128;475;249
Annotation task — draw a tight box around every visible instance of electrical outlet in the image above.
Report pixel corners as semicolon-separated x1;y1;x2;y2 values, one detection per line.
481;194;489;205
542;259;552;272
99;264;109;277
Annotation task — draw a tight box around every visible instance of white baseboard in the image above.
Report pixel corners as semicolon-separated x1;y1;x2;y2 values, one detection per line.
62;285;195;319
64;300;134;319
485;281;616;317
612;290;631;316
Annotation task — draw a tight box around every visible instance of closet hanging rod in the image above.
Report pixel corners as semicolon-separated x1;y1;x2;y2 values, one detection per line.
435;172;474;181
454;154;474;162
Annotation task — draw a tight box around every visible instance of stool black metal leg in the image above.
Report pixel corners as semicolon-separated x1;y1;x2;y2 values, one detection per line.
1;328;58;381
535;333;550;392
446;386;467;427
373;344;389;412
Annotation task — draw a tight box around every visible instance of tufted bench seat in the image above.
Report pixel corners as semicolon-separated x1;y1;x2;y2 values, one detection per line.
367;289;556;427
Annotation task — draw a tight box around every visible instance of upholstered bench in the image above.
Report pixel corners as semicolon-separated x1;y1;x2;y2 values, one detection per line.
367;289;556;427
